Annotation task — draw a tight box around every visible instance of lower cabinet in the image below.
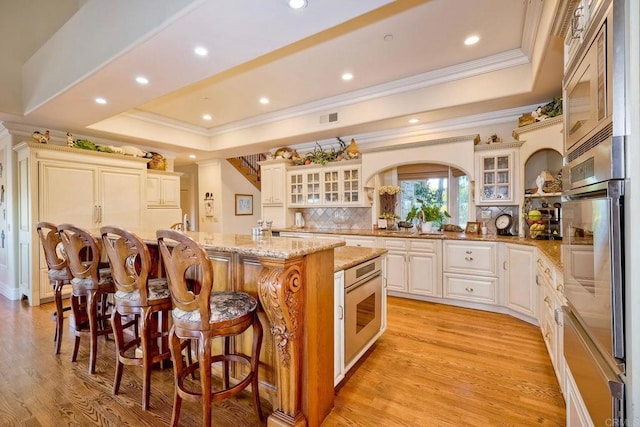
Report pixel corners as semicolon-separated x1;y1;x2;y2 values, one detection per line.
334;270;345;386
381;238;441;297
442;240;498;305
504;244;536;318
536;251;566;396
565;365;593;427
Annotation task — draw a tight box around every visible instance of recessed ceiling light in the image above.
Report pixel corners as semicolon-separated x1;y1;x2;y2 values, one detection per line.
342;72;353;81
202;114;212;121
135;76;149;85
95;97;107;105
409;118;419;124
464;35;480;46
194;46;208;56
289;0;307;9
189;154;196;159
259;97;270;105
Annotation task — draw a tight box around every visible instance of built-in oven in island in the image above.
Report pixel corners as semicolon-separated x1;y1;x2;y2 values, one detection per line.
344;256;383;369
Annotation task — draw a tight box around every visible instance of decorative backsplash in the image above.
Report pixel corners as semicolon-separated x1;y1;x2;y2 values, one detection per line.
475;205;520;235
293;207;372;230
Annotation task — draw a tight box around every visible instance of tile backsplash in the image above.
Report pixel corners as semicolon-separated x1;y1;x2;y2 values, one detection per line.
293;207;372;230
475;205;520;235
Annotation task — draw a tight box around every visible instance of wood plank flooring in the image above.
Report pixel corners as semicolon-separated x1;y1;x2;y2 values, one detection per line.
0;295;564;426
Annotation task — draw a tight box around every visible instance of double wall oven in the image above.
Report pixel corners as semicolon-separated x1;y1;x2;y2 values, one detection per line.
561;0;627;424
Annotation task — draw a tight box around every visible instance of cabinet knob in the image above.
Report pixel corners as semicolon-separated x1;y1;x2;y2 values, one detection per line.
465;287;474;292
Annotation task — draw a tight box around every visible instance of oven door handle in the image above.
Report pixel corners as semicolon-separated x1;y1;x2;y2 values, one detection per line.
345;271;381;293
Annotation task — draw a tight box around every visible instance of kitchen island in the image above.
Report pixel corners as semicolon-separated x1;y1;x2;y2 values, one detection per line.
135;231;346;427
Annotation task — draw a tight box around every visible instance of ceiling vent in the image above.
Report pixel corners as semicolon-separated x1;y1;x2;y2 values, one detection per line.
319;112;338;124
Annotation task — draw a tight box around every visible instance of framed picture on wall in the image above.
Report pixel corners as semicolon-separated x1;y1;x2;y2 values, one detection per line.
235;194;253;215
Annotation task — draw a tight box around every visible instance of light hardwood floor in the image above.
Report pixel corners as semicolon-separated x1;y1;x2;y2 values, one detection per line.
0;295;564;426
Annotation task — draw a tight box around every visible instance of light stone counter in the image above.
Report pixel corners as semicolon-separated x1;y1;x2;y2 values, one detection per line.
333;246;387;272
275;228;562;270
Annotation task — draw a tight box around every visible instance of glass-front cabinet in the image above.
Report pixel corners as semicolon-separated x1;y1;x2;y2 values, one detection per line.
474;144;521;206
286;160;364;207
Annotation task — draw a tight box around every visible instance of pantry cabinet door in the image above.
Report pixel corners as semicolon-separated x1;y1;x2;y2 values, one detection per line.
39;162;98;228
99;168;143;229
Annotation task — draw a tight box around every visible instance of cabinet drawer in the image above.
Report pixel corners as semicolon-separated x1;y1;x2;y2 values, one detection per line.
380;238;407;251
443;241;497;275
342;236;376;248
536;253;555;284
408;239;438;253
443;274;497;304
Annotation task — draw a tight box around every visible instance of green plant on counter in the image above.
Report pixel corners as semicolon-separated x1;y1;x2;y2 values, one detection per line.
405;198;451;225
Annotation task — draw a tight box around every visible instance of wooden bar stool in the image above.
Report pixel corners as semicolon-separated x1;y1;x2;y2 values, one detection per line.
100;226;173;410
36;222;73;354
157;229;263;427
58;224;115;374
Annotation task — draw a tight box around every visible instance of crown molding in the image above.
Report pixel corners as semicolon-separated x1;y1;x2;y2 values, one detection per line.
521;0;544;58
512;115;564;139
364;134;480;153
121;49;531;140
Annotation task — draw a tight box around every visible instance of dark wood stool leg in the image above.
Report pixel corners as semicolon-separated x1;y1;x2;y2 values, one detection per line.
53;281;65;354
141;308;152;411
168;328;184;427
251;313;264;421
111;309;125;395
198;334;212;427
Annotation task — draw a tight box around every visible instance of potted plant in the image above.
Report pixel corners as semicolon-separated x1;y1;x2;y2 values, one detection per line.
405;199;451;232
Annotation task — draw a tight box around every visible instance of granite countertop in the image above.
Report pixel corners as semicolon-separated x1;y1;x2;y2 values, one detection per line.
120;230;346;259
276;227;563;270
333;246;387;272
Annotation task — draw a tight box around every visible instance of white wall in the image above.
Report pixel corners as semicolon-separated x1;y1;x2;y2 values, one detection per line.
196;159;261;234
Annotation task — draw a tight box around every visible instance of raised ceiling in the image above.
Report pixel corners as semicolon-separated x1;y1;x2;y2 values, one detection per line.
0;0;564;164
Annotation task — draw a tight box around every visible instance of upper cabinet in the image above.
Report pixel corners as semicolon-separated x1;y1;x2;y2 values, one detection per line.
474;142;522;206
260;160;287;206
286;160;366;208
147;171;181;208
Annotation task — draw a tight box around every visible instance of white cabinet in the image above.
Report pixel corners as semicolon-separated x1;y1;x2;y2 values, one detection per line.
286;160;365;207
287;169;321;206
504;244;536;318
334;270;345;386
146;171;181;208
536;251;566;395
15;142;147;305
443;240;499;304
260;160;287;205
381;238;441;297
565;365;593;427
341;235;376;248
474;144;521;205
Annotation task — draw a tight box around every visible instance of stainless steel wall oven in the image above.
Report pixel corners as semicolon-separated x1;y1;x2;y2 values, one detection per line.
561;0;627;424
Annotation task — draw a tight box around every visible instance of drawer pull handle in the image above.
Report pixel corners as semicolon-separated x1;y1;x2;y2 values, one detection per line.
465;250;472;254
464;256;474;261
465;287;474;292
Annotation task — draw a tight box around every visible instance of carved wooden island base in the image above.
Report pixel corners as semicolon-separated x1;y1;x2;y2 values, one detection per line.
133;231;341;427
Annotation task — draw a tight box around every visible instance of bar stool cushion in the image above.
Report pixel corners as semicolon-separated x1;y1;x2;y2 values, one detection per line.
172;291;257;324
114;277;169;303
48;268;72;282
71;268;113;288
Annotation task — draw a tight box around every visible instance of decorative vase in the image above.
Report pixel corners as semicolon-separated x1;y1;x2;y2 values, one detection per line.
421;221;433;233
386;217;396;230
